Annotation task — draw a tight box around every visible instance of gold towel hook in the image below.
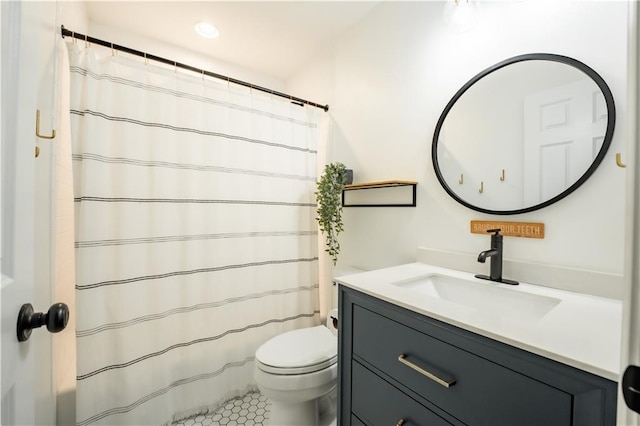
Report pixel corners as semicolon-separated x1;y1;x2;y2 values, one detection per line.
616;153;627;168
458;174;464;185
35;110;56;140
479;181;484;194
500;169;505;181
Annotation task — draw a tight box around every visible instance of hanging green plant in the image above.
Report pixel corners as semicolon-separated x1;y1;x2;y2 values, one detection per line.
316;162;348;265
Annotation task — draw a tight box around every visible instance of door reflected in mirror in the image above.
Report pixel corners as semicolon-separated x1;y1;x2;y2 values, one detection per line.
432;54;616;215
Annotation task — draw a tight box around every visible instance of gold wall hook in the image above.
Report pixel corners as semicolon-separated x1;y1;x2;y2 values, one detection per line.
458;174;464;184
616;153;627;168
35;110;56;139
500;169;505;181
479;181;484;194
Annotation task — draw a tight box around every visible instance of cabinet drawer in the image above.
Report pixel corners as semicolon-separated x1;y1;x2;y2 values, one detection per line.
353;305;572;426
352;361;453;426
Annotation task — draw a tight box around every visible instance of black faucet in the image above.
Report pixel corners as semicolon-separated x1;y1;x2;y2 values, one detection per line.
475;229;519;285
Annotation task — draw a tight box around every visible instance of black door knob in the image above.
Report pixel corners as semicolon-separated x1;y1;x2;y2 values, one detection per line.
17;302;69;342
623;365;640;414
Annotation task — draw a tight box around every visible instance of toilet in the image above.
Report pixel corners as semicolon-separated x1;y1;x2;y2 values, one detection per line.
254;309;339;426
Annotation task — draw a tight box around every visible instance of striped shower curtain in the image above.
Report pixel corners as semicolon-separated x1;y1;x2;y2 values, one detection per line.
68;43;320;425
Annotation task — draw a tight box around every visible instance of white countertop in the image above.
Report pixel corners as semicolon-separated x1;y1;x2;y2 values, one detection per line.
335;262;623;381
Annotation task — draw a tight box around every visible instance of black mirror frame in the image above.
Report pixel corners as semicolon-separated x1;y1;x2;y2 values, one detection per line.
431;53;616;215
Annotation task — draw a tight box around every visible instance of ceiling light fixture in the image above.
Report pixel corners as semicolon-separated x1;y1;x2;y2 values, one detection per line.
442;0;479;34
194;22;220;39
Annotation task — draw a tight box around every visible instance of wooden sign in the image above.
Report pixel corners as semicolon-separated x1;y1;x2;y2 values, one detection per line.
470;220;545;239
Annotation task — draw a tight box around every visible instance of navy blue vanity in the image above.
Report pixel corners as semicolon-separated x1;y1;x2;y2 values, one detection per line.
338;285;617;426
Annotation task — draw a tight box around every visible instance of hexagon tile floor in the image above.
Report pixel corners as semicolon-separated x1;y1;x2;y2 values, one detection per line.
173;392;271;426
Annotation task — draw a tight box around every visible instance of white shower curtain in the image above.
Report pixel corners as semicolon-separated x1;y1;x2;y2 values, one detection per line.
68;43;320;425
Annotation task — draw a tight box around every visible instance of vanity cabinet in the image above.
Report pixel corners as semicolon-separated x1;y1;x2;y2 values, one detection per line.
338;286;617;426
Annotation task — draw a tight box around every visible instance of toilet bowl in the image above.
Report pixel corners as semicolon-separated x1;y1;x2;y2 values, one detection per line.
254;313;338;426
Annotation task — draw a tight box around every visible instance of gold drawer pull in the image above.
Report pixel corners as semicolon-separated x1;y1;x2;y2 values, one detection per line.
398;354;456;388
396;419;405;426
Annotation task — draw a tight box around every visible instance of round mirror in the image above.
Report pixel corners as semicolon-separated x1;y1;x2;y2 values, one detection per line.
432;53;616;215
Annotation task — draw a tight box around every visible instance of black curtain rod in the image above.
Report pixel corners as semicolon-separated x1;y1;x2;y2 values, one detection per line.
60;25;329;112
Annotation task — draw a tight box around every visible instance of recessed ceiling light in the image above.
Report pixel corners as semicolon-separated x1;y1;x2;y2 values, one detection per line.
194;22;219;39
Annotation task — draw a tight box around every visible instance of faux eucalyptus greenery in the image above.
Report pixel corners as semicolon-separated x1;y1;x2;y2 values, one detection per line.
316;162;348;265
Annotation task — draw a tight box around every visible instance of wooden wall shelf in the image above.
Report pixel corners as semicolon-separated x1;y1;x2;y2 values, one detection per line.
342;180;418;207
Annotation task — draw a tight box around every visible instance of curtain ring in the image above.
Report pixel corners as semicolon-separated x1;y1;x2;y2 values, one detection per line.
84;34;89;48
111;43;115;57
144;52;148;66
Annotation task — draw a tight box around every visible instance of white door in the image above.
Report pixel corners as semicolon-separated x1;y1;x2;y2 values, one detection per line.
620;3;640;424
523;78;608;205
1;1;57;424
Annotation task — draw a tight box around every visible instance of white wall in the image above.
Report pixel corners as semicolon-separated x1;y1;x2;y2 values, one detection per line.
59;2;285;90
288;1;629;296
88;23;284;93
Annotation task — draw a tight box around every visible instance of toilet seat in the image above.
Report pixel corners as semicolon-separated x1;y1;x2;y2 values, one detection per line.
256;356;337;375
255;326;337;375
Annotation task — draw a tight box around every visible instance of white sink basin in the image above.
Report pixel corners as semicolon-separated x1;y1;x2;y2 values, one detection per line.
392;274;561;321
